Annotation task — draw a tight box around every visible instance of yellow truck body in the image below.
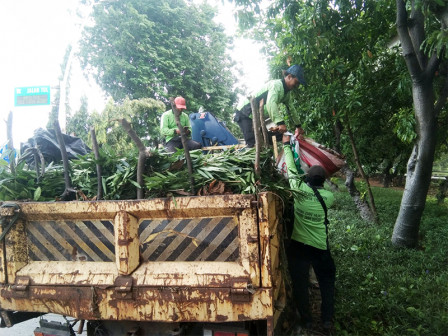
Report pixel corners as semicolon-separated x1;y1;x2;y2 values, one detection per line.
0;192;286;335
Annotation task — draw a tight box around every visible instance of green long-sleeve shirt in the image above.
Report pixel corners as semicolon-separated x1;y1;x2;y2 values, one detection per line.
237;79;294;125
160;110;191;142
283;143;335;250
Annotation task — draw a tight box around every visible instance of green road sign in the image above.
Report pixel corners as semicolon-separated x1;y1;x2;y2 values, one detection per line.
14;86;50;106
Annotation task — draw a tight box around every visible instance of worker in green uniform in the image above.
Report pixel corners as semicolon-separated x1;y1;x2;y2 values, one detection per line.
234;64;306;147
282;133;336;333
160;96;201;152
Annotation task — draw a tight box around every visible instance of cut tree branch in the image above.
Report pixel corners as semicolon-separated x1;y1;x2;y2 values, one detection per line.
90;127;103;200
169;98;195;195
116;118;149;199
54;119;76;201
6;111;15;174
258;99;269;147
250;97;262;177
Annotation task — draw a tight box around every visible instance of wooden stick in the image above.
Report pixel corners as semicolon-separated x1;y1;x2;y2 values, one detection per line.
259;99;269;147
32;140;46;178
54;119;76;201
272;135;278;160
31;138;41;182
250;97;262;177
170;97;195;195
6;111;15;174
117;118;146;199
90;127;103;200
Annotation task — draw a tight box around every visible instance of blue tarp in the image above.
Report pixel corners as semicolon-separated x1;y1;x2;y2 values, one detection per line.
189;111;238;147
0;144;16;163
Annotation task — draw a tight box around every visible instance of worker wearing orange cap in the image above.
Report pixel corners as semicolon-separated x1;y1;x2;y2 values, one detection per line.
160;96;201;152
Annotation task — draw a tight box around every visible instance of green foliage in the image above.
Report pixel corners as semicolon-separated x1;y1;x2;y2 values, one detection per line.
79;0;238;125
0;160;65;202
433;151;448;174
391;107;417;144
66;95;90;140
236;0;416;177
67;97;166;154
71;144;139;200
330;185;448;335
7;143;290;202
91;97;166;153
142;147;288;198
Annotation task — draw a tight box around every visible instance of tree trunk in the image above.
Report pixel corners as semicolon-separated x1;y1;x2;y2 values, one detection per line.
436;177;448;205
343;166;376;222
333;118;343;154
382;161;394;188
344;111;378;223
392;85;437;247
392;0;444;248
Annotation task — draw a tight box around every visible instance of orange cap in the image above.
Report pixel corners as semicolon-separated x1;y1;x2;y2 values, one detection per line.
174;96;186;109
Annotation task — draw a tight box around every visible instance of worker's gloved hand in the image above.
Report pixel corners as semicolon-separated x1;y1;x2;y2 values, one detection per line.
277;124;287;133
282;134;291;143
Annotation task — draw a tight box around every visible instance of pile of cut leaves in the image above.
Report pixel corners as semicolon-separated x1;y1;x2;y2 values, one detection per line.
0;145;290;202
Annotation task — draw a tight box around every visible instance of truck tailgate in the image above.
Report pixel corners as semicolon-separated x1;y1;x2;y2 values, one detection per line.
0;192;283;328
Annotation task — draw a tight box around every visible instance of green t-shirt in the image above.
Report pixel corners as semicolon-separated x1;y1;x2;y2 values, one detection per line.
237;79;294;125
160;110;191;142
283;143;335;250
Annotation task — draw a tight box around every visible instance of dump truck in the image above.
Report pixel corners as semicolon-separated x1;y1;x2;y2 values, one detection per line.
0;192;288;335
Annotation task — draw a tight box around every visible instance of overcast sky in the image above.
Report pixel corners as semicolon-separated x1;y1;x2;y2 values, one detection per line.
0;0;268;148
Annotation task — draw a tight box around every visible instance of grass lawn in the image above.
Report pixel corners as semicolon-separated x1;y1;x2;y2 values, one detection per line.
329;182;448;335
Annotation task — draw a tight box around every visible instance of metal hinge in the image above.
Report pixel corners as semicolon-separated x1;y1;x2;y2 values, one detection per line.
113;276;134;300
230;279;255;303
11;276;30;298
247;234;259;243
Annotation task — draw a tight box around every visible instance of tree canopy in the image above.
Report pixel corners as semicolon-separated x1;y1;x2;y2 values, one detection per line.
79;0;239;125
67;97;166;154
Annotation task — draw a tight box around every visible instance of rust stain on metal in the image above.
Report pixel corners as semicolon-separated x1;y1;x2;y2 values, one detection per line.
1;193;281;325
170;309;179;321
153;273;185;281
71;247;88;261
238;314;249;321
118;238;134;246
216;314;229;322
1;285;274;322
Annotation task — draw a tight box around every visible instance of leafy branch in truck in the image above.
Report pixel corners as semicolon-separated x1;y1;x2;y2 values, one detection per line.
0;144;290;202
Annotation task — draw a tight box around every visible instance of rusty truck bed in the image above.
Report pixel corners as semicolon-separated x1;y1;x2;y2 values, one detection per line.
0;192;285;335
